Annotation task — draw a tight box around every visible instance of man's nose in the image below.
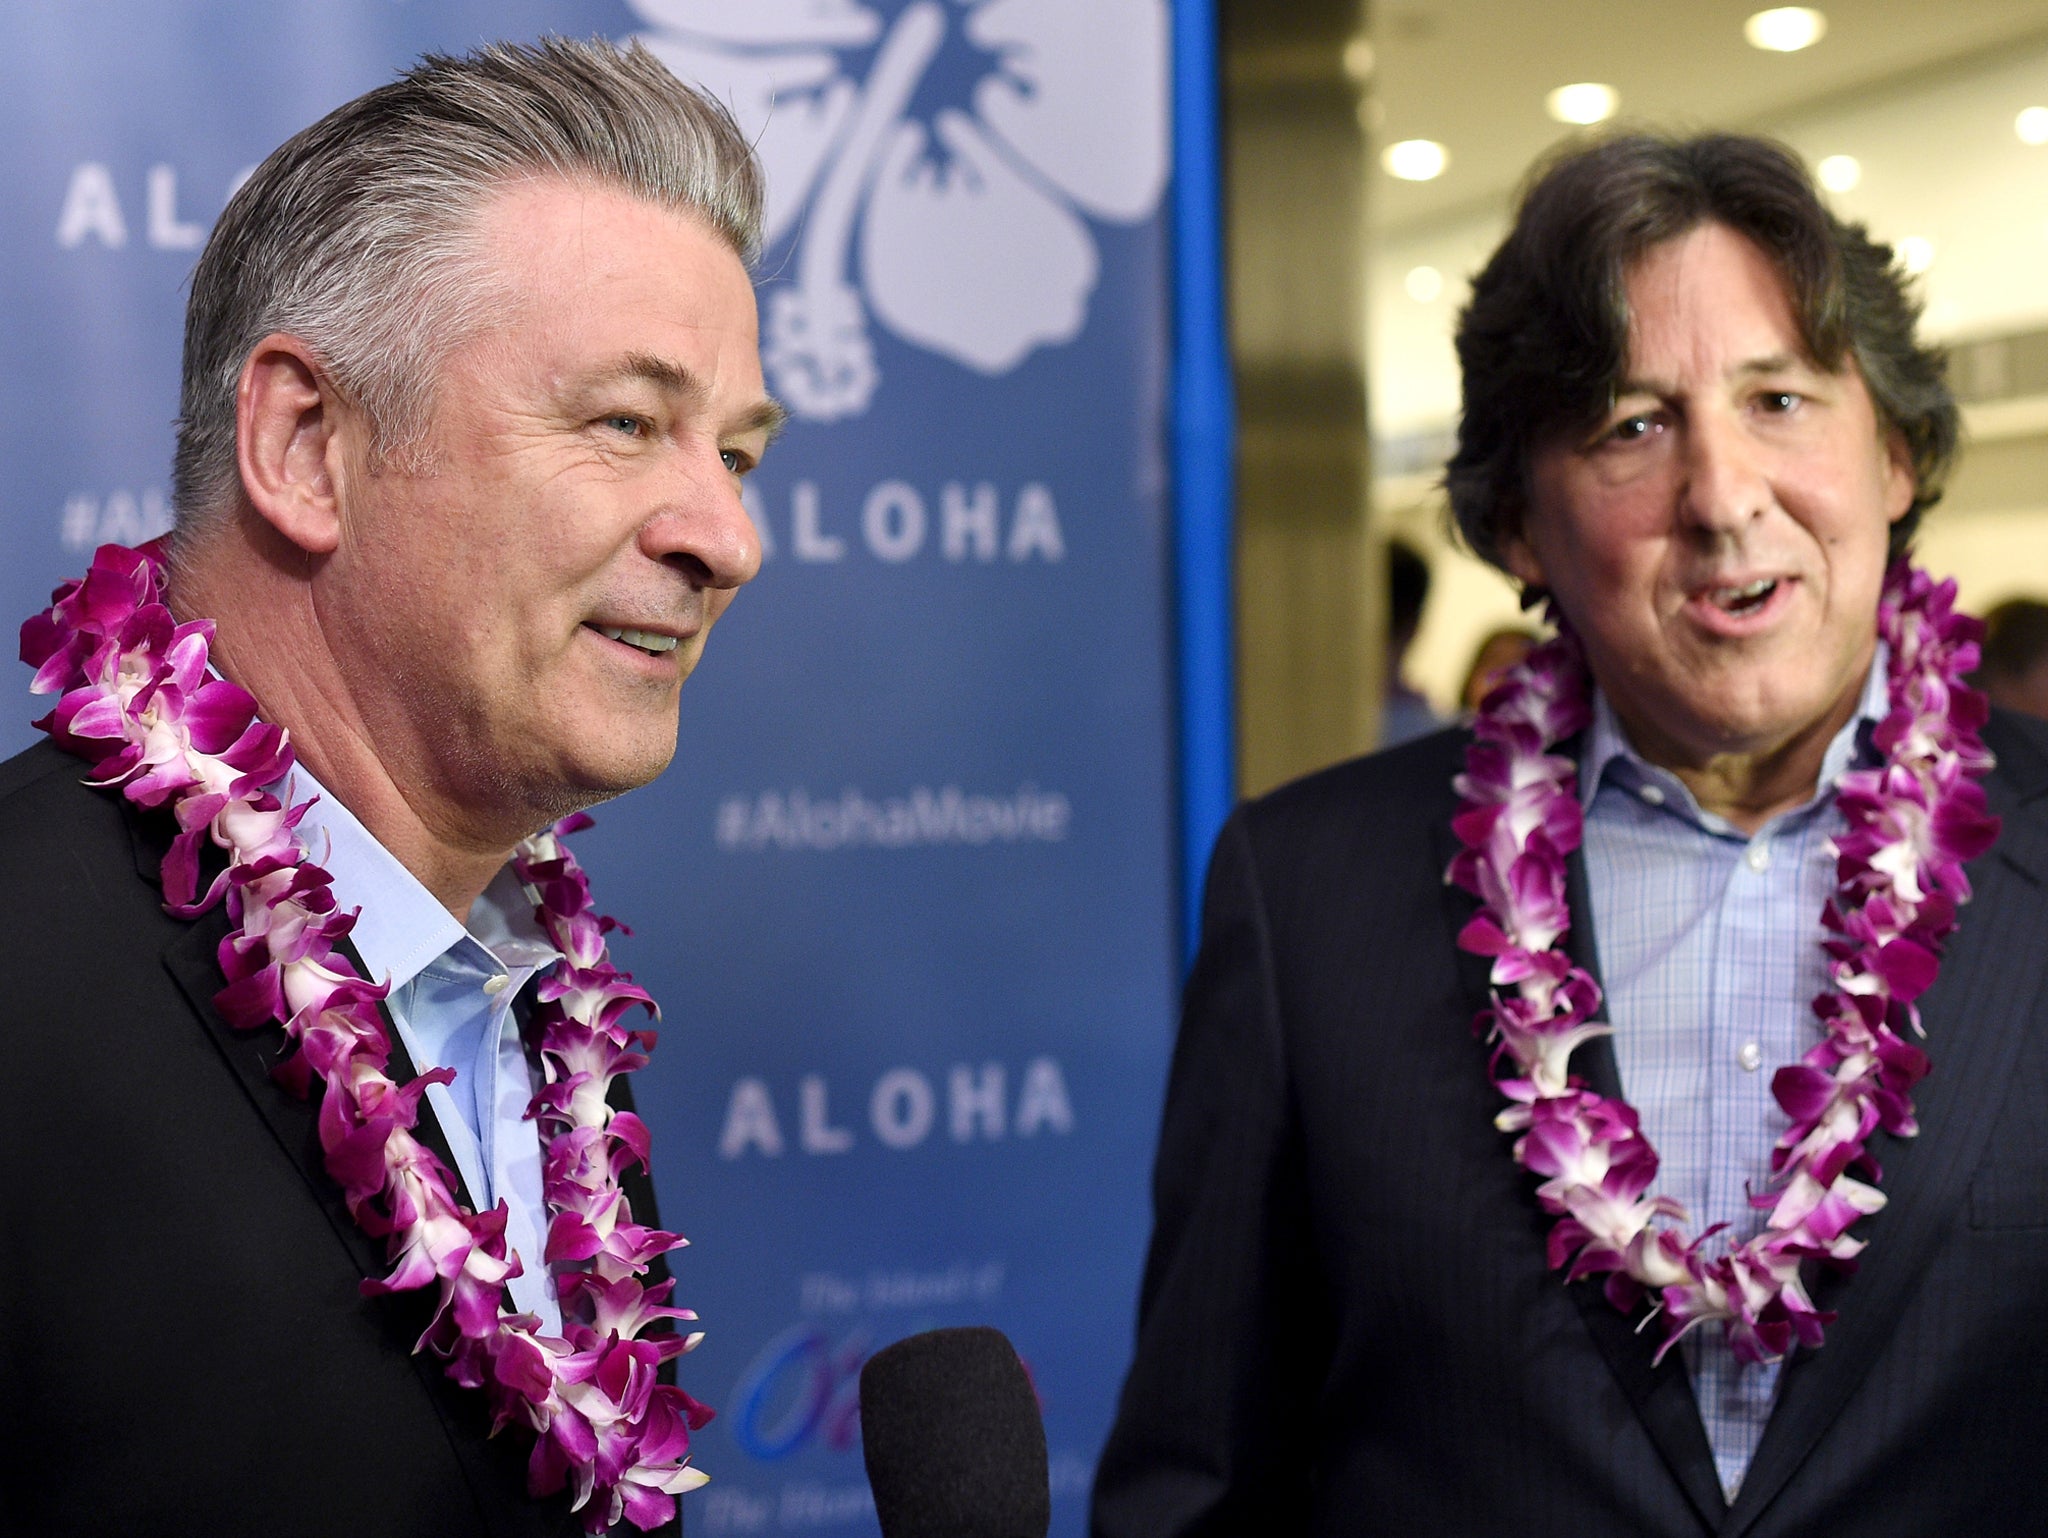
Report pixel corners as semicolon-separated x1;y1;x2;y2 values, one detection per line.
639;446;764;590
1678;410;1771;536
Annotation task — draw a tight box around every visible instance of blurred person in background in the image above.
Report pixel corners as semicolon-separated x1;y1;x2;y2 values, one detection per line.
1459;623;1542;714
1972;596;2048;720
1378;537;1445;747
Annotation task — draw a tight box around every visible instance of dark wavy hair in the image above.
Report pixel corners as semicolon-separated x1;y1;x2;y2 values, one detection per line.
1444;131;1958;572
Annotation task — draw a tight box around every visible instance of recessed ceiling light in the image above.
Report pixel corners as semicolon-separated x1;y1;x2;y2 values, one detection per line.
2018;106;2048;146
1404;265;1444;303
1383;139;1449;181
1896;235;1934;275
1745;7;1827;52
1545;83;1619;126
1816;154;1861;192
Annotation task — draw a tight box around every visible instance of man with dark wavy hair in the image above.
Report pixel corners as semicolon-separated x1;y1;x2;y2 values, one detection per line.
1096;132;2048;1537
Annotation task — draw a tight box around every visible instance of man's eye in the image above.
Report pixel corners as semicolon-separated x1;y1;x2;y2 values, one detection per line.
1757;390;1801;413
1608;414;1656;443
721;448;752;475
601;414;647;437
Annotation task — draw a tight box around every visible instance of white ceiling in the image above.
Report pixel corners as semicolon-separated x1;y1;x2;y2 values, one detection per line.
1367;15;2048;442
1368;0;2048;236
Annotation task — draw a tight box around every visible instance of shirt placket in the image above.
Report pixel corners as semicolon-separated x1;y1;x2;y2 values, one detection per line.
483;958;557;1329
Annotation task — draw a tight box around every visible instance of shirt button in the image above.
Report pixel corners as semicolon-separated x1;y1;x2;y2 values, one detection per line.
1638;783;1665;807
482;973;510;997
1745;841;1771;872
1738;1041;1763;1072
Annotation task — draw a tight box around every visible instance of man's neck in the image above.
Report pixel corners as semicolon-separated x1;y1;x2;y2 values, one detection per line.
169;529;516;920
1608;665;1874;837
1662;746;1834;835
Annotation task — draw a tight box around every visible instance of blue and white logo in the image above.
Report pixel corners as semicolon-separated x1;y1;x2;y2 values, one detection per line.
627;0;1169;420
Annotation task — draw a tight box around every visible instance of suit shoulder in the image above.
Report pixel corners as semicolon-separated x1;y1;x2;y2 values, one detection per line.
1986;707;2048;803
1239;726;1468;847
0;738;152;913
0;738;129;852
0;738;127;831
1218;727;1468;909
0;736;94;805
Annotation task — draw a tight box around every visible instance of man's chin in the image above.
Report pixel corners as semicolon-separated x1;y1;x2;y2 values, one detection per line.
571;742;679;798
511;741;679;836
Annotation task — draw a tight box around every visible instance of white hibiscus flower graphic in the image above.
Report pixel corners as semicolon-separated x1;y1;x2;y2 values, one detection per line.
627;0;1170;421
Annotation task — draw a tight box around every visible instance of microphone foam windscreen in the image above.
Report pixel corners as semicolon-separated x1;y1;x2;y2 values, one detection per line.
858;1325;1051;1538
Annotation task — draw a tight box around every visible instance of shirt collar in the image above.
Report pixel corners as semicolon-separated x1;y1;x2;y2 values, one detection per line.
1579;639;1891;824
280;763;558;991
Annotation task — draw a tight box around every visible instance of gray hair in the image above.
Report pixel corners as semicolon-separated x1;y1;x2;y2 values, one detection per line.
172;36;763;534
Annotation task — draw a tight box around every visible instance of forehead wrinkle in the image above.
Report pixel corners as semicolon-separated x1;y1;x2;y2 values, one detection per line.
1615;349;1823;404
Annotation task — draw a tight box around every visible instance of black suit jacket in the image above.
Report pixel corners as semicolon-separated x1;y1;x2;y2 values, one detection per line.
0;739;680;1537
1093;709;2048;1537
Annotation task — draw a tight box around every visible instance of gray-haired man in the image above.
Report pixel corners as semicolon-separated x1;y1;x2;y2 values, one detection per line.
1;39;779;1536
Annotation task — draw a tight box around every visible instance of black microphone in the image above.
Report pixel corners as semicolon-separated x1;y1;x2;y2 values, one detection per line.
858;1325;1051;1538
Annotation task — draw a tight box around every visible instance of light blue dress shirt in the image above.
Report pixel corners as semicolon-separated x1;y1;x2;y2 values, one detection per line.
285;767;564;1335
1579;650;1887;1501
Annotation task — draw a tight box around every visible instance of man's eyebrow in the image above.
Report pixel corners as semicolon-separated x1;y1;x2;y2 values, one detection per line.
1612;352;1812;399
591;351;701;399
1734;351;1806;378
739;396;790;444
582;353;789;441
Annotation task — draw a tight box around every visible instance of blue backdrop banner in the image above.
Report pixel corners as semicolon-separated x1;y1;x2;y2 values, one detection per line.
1;3;1181;1535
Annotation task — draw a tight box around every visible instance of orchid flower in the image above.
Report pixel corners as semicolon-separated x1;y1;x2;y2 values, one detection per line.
1448;564;1996;1365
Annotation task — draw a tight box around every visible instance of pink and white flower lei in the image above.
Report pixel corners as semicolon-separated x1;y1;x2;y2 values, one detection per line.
21;542;712;1533
1447;562;2000;1365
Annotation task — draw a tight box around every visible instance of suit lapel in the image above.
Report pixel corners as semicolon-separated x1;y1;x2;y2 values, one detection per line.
1435;806;1729;1530
141;780;481;1286
1559;843;1730;1531
162;916;479;1269
162;916;387;1282
1721;738;2048;1536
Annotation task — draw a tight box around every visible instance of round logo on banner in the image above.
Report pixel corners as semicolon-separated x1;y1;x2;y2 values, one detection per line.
624;0;1169;422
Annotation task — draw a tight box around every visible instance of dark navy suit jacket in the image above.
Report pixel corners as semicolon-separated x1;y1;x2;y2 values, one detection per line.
1093;709;2048;1537
0;738;679;1538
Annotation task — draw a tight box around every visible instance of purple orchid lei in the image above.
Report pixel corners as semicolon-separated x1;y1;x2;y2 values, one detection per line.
1447;562;1999;1365
21;542;711;1533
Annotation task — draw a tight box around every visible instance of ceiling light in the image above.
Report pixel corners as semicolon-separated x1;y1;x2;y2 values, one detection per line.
1343;37;1376;82
1382;139;1449;181
1896;235;1934;275
1545;83;1619;126
1816;155;1861;192
2018;107;2048;146
1744;7;1827;52
1404;265;1444;303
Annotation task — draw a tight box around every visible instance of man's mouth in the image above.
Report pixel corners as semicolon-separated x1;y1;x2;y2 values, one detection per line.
589;624;679;656
1707;577;1778;617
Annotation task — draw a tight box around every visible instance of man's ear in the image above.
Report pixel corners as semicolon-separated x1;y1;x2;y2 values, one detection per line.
1502;525;1548;591
235;333;350;556
1882;426;1916;526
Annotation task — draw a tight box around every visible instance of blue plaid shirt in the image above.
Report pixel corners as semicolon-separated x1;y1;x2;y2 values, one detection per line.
1579;651;1887;1500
